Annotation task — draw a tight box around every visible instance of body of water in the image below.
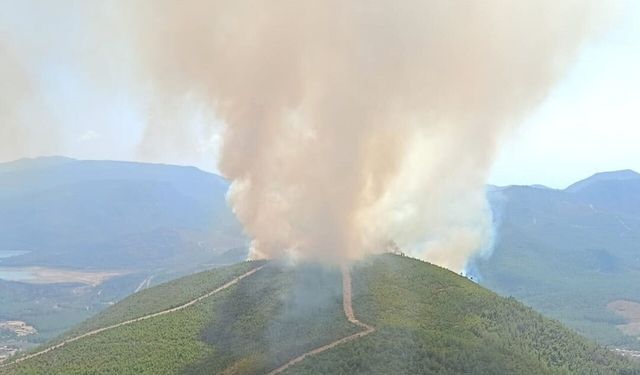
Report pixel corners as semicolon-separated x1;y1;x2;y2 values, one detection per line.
0;269;33;282
0;252;34;282
0;251;29;259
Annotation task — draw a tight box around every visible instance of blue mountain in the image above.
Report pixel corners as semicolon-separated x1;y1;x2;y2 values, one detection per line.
0;157;245;269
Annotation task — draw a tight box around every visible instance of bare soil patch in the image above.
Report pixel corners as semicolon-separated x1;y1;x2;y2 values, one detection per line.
608;300;640;336
0;267;125;286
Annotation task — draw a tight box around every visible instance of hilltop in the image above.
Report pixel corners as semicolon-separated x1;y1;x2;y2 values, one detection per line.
565;170;640;193
3;254;638;374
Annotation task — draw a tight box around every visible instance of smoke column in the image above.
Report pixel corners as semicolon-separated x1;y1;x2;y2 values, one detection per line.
116;0;608;271
0;38;59;161
1;1;609;270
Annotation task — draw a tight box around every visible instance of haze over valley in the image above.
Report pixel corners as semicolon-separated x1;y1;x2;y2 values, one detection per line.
0;157;247;357
1;0;640;373
2;157;640;371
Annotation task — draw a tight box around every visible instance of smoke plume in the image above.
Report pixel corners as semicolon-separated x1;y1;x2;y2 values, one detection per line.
2;1;609;270
118;0;606;270
0;38;59;161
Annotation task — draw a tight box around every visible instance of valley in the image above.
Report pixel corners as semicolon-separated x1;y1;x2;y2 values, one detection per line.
1;0;638;372
3;158;640;372
0;157;247;356
475;170;640;349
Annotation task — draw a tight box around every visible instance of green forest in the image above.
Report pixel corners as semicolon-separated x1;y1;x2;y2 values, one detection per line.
4;255;639;374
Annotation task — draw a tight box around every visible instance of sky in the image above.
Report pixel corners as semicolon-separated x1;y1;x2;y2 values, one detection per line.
489;1;640;188
1;1;639;189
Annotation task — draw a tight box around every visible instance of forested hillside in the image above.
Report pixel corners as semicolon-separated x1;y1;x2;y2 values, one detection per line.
476;170;640;348
4;255;637;374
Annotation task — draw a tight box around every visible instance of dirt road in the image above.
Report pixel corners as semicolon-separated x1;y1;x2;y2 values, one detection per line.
0;265;266;369
267;265;375;375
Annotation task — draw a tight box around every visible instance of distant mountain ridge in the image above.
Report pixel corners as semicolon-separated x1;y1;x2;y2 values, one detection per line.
566;169;640;193
0;157;247;348
0;156;244;269
3;156;640;358
0;156;227;202
0;156;75;175
477;167;640;349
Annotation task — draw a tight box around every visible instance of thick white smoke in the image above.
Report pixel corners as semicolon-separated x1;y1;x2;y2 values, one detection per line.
122;0;606;270
1;1;610;270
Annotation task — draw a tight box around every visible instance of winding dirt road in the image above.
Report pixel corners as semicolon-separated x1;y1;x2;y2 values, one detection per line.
267;265;375;375
0;264;266;369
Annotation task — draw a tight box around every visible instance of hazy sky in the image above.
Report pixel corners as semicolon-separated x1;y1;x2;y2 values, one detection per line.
1;1;639;189
489;1;640;188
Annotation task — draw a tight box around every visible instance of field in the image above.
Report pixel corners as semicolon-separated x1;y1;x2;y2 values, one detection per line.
0;267;125;285
609;301;640;336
